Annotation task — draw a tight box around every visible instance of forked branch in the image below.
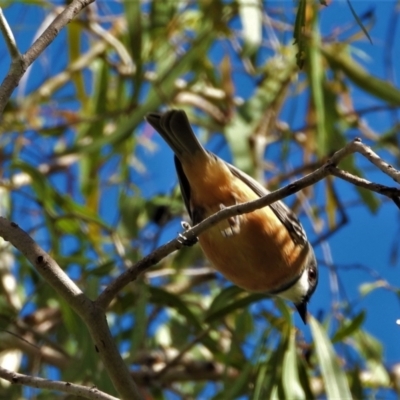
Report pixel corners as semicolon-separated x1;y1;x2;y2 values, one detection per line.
0;137;399;398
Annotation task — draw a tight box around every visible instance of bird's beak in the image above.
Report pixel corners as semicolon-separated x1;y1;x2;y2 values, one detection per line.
295;302;308;324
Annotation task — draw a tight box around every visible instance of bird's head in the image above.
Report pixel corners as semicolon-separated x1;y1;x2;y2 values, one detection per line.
277;251;318;324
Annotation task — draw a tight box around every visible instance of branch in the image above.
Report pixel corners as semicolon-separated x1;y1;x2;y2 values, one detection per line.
0;4;144;395
0;218;142;400
350;139;400;184
26;17;126;104
0;7;20;59
96;138;400;309
328;166;400;209
0;366;119;400
1;137;398;397
0;330;69;370
0;0;95;116
86;9;134;76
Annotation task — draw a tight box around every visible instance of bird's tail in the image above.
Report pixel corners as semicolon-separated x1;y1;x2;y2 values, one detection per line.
145;110;207;162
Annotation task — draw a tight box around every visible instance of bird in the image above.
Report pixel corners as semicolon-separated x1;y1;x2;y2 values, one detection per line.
145;109;318;323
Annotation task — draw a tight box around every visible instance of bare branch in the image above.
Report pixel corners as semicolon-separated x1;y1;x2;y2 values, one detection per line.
0;7;20;59
86;7;134;76
328;166;400;198
131;361;238;385
0;218;142;400
1;137;399;397
95;155;329;308
97;138;400;309
0;219;84;302
0;0;95;116
0;366;119;400
351;139;400;184
27;17;126;104
0;330;69;370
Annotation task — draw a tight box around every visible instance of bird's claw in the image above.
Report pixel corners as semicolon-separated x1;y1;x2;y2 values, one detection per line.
178;221;198;246
219;203;241;237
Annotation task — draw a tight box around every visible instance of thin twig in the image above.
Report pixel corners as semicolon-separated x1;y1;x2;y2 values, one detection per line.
96;138;400;309
86;13;134;75
328;166;400;198
25;22;117;103
1;136;399;397
96;159;331;309
0;7;20;59
0;366;119;400
351;140;400;184
0;0;95;116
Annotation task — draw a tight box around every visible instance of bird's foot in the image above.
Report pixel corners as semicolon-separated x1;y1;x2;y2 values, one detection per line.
177;221;198;246
219;203;241;237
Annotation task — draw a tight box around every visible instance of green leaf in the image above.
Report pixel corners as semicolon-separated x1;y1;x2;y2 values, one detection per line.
253;362;269;400
355;186;380;213
220;358;253;399
351;329;390;386
225;47;297;173
148;286;202;330
332;311;365;343
359;280;387;297
62;27;214;157
309;316;352;399
255;336;289;399
204;286;269;323
85;259;115;278
204;286;243;318
297;357;316;400
123;0;142;102
323;46;400;105
293;0;307;68
282;328;305;400
308;12;327;156
274;298;293;325
67;21;88;109
11;160;109;228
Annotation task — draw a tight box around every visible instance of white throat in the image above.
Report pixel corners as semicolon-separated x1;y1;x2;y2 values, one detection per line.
277;268;310;304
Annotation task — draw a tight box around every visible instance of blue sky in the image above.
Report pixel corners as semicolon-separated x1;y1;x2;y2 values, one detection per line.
136;1;400;374
1;0;400;397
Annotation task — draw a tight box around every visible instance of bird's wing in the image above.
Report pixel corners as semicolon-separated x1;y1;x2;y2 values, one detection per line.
174;155;194;221
173;147;308;246
226;161;308;246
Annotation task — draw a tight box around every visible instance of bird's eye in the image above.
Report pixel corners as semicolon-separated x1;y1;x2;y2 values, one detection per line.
308;268;317;283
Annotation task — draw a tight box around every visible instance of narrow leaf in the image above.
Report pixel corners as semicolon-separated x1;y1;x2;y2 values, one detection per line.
323;46;400;105
309;316;352;399
308;11;326;156
282;328;306;399
148;286;202;330
293;0;307;68
204;288;269;323
332;311;365;343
